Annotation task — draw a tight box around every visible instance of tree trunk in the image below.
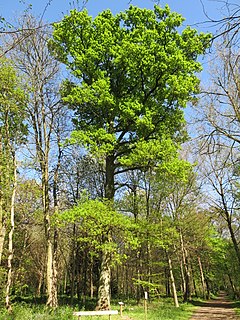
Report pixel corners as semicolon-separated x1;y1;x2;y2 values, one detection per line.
44;164;58;308
105;155;115;200
0;136;6;266
0;209;6;266
96;250;111;310
226;213;240;268
198;256;207;299
167;253;179;308
219;183;240;268
180;258;186;294
70;224;76;304
90;258;94;299
180;232;191;302
37;270;43;297
5;155;17;312
96;154;115;309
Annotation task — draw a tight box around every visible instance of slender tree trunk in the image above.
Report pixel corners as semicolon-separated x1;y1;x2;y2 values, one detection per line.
5;155;17;312
70;224;76;304
90;258;94;299
167;252;179;308
37;270;43;297
180;232;191;302
0;136;6;266
165;267;171;297
136;250;142;303
219;183;240;268
180;258;186;294
226;214;240;268
198;256;207;299
227;272;236;298
0;204;6;266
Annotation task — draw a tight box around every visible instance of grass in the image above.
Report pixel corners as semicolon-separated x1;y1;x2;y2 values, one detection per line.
232;300;240;317
119;299;196;320
0;298;196;320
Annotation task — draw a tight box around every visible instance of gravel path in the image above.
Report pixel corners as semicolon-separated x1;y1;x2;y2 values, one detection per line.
190;292;239;320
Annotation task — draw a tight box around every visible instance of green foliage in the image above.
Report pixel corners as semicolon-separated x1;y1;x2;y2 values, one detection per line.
60;198;137;263
50;5;211;168
0;57;28;225
0;58;28;142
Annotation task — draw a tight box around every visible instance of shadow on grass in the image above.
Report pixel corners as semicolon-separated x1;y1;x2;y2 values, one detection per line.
190;293;239;310
12;295;98;310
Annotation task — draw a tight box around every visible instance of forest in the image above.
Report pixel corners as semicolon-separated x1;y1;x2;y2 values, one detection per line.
0;1;239;319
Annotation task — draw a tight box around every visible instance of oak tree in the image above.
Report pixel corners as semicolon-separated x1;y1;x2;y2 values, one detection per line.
50;4;211;309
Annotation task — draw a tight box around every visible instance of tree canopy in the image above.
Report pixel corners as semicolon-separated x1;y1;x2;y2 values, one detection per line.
50;5;211;192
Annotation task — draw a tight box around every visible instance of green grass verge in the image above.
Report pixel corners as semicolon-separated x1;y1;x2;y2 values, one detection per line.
0;299;196;320
121;300;195;320
232;300;240;317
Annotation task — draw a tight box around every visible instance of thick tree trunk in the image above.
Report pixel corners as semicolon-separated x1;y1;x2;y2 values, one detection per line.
43;164;58;308
105;155;115;200
46;231;58;307
96;250;111;310
96;154;115;309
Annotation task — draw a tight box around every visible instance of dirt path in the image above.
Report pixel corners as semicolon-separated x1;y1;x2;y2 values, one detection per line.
190;292;239;320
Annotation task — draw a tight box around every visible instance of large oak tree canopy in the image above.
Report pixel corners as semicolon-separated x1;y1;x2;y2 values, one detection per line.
50;5;211;189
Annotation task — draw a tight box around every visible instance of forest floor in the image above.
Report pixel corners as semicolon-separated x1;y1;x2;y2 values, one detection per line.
190;292;239;320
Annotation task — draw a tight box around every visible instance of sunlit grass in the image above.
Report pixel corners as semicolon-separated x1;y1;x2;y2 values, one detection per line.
0;298;196;320
117;299;195;320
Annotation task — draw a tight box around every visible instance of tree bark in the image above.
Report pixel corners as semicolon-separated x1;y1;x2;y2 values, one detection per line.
0;203;6;266
198;256;207;299
5;155;17;312
96;154;115;309
96;250;111;310
180;232;191;302
0;135;6;266
167;252;179;308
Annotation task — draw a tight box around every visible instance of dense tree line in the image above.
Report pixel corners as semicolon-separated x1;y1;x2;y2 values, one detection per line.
0;2;239;313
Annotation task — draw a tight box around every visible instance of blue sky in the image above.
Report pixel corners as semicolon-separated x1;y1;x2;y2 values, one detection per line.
1;0;225;124
1;0;226;33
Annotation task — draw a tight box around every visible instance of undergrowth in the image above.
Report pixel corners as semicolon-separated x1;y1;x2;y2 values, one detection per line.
0;298;196;320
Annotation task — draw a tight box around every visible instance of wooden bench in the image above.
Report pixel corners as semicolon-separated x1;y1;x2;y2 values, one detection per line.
73;310;118;319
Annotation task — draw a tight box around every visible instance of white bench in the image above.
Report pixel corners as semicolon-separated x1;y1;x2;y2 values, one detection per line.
73;310;118;319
